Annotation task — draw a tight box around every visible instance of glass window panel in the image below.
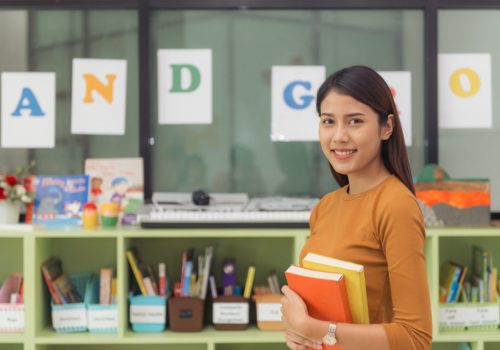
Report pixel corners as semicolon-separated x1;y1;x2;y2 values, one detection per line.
0;9;138;175
151;10;424;198
438;10;500;211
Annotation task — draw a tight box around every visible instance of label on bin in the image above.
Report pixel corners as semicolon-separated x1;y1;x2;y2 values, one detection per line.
257;303;282;322
88;308;118;329
0;305;24;331
213;302;249;324
130;305;166;324
52;307;87;329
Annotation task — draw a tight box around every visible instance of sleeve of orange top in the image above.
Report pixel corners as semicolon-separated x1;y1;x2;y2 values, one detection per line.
377;194;433;350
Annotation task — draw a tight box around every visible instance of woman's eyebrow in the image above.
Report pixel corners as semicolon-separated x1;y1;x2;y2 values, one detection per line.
320;112;365;118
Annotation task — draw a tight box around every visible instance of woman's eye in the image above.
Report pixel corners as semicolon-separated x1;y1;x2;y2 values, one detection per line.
349;118;362;125
322;118;334;125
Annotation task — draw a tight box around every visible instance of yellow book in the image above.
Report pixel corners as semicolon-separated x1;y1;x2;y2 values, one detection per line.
303;252;369;324
243;266;256;298
126;251;147;295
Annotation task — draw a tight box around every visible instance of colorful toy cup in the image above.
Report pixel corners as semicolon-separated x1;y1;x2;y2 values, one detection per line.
100;202;120;227
82;202;98;229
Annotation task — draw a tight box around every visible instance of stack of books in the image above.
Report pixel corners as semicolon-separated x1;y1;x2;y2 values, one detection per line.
285;252;370;341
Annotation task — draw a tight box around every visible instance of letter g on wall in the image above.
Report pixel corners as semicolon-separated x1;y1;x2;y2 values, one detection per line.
283;81;314;110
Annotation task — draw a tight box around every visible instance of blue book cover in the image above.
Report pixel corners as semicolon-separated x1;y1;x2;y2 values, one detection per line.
33;175;90;227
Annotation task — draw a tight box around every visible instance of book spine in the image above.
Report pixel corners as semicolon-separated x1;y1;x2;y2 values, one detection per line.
126;251;147;295
40;266;62;305
99;268;112;305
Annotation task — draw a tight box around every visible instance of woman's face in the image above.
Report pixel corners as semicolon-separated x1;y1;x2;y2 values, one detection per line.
318;90;392;178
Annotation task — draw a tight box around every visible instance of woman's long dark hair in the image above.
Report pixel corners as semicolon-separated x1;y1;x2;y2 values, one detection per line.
316;65;415;194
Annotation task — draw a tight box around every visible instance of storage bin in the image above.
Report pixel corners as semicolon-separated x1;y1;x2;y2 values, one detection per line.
86;276;118;333
0;303;24;333
212;295;249;330
168;297;204;332
439;302;500;331
51;272;91;333
254;293;284;331
129;295;167;332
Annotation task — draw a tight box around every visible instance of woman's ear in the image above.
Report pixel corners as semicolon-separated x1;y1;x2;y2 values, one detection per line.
381;114;394;140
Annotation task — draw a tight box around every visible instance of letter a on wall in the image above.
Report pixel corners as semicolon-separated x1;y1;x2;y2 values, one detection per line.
1;72;55;148
271;66;325;141
439;53;492;129
71;58;127;134
158;49;212;124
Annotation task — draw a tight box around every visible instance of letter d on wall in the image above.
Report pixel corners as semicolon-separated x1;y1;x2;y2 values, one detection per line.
158;49;212;125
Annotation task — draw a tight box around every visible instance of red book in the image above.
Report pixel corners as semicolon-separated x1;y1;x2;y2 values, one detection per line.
40;257;63;305
285;265;352;350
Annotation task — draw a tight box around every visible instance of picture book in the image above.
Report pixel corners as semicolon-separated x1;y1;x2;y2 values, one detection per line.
84;158;144;222
285;265;351;350
40;257;63;304
52;273;82;304
302;252;369;324
32;175;89;227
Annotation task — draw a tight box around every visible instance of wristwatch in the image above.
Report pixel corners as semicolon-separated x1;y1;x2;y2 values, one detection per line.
322;322;338;346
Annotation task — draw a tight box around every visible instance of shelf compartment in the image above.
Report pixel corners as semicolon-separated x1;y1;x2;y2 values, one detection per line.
431;342;475;350
0;344;22;350
216;344;287;350
124;236;293;290
36;345;206;350
34;237;118;336
0;238;23;284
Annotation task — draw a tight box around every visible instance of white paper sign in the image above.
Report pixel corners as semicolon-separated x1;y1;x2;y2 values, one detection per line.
439;305;468;328
129;305;166;324
52;307;87;329
0;305;24;332
158;49;212;124
257;302;282;322
378;71;412;146
1;72;55;148
71;58;127;135
271;66;325;142
213;302;249;324
438;53;492;129
87;308;118;330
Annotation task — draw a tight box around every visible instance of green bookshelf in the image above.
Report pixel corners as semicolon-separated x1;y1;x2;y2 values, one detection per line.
1;227;500;350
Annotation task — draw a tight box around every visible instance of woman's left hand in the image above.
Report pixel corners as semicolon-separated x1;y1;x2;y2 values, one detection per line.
281;285;309;333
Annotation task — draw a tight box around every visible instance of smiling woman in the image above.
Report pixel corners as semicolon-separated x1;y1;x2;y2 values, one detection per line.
280;66;432;350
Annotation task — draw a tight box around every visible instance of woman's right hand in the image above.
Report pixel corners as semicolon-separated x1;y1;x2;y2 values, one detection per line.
285;328;323;350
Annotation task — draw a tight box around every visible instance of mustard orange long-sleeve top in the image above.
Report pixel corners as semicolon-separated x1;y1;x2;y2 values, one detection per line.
300;175;432;350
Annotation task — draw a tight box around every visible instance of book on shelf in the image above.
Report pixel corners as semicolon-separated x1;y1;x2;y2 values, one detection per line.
0;272;23;304
99;267;113;305
85;157;144;224
126;250;147;296
52;273;82;304
440;261;465;303
32;175;90;227
40;257;64;304
302;252;369;324
285;265;351;350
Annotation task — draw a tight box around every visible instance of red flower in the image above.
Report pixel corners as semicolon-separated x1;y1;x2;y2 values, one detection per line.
5;175;18;186
0;187;6;200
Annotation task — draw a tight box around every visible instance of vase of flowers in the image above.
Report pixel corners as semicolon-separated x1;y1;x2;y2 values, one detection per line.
0;162;35;224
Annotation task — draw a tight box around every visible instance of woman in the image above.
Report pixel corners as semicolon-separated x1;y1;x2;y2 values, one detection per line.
281;66;432;350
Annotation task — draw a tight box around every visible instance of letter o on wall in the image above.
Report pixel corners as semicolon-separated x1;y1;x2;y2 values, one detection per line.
449;68;481;97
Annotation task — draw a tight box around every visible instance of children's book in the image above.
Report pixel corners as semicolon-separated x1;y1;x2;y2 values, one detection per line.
84;158;144;223
40;257;63;304
33;175;89;227
302;252;369;324
285;265;351;350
